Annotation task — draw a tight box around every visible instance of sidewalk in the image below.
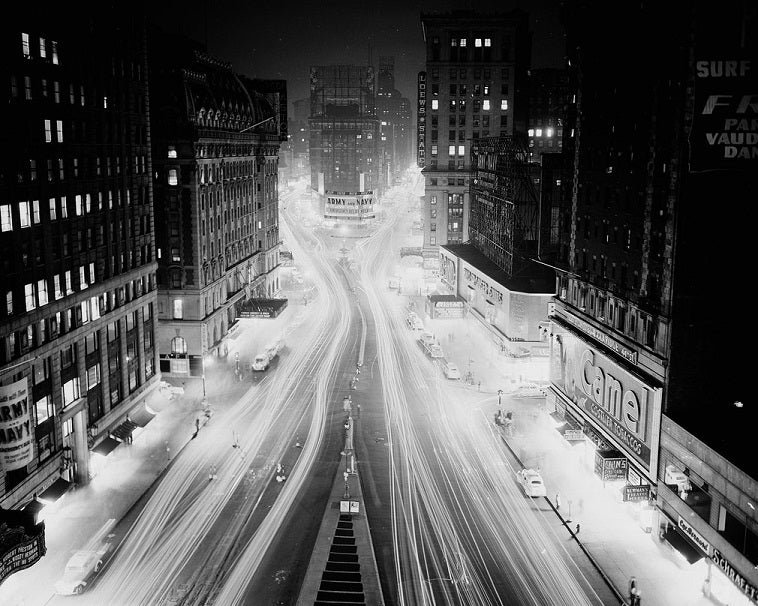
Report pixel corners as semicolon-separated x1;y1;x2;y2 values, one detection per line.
403;288;717;606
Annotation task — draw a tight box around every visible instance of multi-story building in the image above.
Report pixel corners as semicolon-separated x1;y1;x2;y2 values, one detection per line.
439;136;554;358
309;65;380;227
288;97;310;181
526;68;568;164
1;4;159;520
376;56;412;188
149;33;286;379
550;2;758;604
420;10;530;272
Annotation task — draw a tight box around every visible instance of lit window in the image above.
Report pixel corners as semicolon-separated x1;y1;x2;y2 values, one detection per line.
65;270;72;294
501;99;508;110
24;76;32;99
431;99;438;110
430;195;437;205
483;100;490;111
536;129;543;137
431;145;438;155
79;265;87;289
54;275;62;299
51;41;59;64
62;377;80;406
448;145;456;156
173;299;183;319
19;201;31;228
475;38;482;47
56;120;63;142
6;292;12;315
546;128;554;137
171;247;180;262
89;262;95;284
1;205;13;232
103;96;108;109
75;195;82;216
483;85;489;95
61;196;68;218
39;37;46;58
22;33;31;58
528;129;535;137
44;119;52;143
25;283;36;310
168;146;177;158
32;200;40;224
450;38;457;47
459;38;466;47
458;145;465;156
37;279;48;306
168;169;178;186
484;38;491;47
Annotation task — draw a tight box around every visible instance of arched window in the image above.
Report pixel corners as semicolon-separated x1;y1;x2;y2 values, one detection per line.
171;336;187;356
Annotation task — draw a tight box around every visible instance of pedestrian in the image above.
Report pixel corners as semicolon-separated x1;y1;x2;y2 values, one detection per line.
478;380;481;392
555;493;561;510
575;523;581;534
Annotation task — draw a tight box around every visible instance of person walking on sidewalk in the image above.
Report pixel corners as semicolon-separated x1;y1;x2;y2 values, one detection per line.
555;493;561;511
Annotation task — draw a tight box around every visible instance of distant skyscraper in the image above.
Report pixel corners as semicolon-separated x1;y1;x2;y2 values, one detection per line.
148;32;287;380
551;2;758;599
376;56;412;188
526;68;568;165
420;10;530;269
1;5;158;512
309;65;380;227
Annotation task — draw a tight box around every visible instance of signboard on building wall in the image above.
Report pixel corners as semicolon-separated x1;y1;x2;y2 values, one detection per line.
550;327;662;476
417;71;426;167
0;378;33;471
594;452;628;481
690;5;758;171
623;484;650;502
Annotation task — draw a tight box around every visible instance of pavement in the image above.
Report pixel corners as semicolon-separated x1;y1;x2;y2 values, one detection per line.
402;289;719;606
0;282;308;606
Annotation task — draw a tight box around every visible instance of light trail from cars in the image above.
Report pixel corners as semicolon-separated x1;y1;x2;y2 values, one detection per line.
82;191;355;606
354;182;607;606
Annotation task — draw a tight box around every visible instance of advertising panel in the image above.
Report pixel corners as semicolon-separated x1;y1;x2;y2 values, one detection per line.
0;378;33;471
690;4;757;171
417;71;427;168
0;529;46;585
623;484;651;502
551;327;662;475
594;452;628;481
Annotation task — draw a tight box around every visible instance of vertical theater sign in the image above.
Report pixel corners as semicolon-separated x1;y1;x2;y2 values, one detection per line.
417;71;426;167
550;329;663;482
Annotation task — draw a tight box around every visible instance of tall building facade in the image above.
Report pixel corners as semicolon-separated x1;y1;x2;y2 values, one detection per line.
526;68;568;164
420;10;530;272
549;2;758;604
309;65;380;226
376;56;412;188
149;33;286;378
1;5;159;515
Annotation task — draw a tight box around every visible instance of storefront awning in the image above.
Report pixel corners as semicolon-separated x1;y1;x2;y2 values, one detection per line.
38;477;72;504
91;436;121;457
663;526;705;564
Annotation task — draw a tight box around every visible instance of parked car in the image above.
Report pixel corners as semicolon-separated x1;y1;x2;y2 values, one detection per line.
418;331;435;347
405;312;419;328
54;544;111;595
428;344;444;358
251;353;270;372
517;469;547;497
265;338;284;360
444;363;461;380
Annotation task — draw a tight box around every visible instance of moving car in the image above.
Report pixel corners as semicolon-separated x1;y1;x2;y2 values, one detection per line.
54;544;111;595
517;469;547;497
405;312;419;328
265;338;284;360
444;363;461;380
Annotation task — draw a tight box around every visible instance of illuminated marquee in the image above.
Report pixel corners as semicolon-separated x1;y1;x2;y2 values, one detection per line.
463;267;503;304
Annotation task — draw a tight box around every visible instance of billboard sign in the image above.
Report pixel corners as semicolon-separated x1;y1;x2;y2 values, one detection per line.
551;328;662;475
0;378;33;471
689;4;757;172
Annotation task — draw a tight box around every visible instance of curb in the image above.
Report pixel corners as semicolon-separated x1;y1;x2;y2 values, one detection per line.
497;428;628;606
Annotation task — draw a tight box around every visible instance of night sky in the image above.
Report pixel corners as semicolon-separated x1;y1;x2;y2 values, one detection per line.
147;0;565;110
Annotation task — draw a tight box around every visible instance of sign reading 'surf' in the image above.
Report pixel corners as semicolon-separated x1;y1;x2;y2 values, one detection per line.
550;329;662;475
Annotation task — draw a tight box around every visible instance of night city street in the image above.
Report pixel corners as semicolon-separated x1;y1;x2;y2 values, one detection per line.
2;1;757;606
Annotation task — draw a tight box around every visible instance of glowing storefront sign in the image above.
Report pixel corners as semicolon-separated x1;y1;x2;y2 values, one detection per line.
677;515;711;555
550;328;661;472
417;72;426;167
